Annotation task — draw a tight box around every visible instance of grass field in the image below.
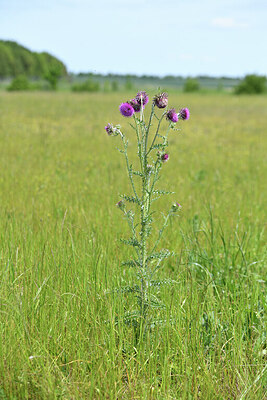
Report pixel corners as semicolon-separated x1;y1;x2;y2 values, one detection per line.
0;92;266;399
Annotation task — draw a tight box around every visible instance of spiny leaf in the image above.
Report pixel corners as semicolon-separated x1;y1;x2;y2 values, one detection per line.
120;194;140;204
150;143;165;151
152;190;175;195
121;259;140;268
150;279;178;287
117;285;140;293
132;171;143;177
147;249;172;261
148;299;166;309
123;311;140;327
120;238;141;248
116;147;125;154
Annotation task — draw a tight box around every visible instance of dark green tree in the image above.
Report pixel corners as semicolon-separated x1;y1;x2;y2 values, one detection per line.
183;78;200;92
71;79;100;92
7;75;31;91
234;74;267;94
0;40;67;78
44;64;62;90
0;42;15;77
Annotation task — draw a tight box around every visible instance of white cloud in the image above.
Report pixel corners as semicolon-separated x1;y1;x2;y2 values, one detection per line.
211;18;249;28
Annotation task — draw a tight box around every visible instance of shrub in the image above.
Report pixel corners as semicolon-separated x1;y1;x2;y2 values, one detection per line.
183;78;200;93
103;80;110;92
234;74;267;94
71;79;100;92
125;77;133;91
44;64;62;90
111;81;119;91
7;75;30;91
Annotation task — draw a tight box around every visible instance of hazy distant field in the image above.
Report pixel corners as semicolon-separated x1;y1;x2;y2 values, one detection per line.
0;92;266;399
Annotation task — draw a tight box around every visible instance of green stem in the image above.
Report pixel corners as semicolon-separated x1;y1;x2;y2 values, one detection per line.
150;212;171;256
133;114;143;173
145;104;155;156
123;210;141;262
147;112;166;155
121;135;140;203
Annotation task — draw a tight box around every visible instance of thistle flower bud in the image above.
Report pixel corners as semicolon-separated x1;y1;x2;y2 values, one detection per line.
129;98;141;113
170;202;182;214
171;202;182;213
116;200;125;210
105;123;120;136
119;102;134;117
135;91;149;106
161;153;169;162
166;108;178;123
105;123;113;135
153;92;168;109
147;164;153;175
179;108;190;120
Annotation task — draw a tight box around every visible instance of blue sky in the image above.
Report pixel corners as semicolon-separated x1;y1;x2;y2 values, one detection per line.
1;0;266;77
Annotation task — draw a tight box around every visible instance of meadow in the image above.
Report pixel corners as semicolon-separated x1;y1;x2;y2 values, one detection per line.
0;91;266;399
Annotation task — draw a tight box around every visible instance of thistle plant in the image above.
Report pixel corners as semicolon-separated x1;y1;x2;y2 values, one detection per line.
105;91;190;337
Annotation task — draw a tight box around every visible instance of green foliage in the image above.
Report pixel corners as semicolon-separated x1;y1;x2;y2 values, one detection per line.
125;76;133;91
0;40;67;78
0;42;15;77
103;80;110;92
71;79;100;92
7;75;31;91
111;80;119;91
44;64;62;90
234;74;267;94
183;77;200;92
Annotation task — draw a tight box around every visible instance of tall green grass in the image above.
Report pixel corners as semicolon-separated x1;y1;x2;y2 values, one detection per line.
0;92;266;399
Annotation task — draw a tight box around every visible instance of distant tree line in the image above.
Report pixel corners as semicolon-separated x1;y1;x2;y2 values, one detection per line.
0;40;67;78
1;40;266;95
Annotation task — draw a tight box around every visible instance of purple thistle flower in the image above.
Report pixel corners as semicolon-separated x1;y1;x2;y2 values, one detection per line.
166;108;178;123
116;200;125;210
171;202;182;212
105;123;120;136
119;102;134;117
161;153;169;162
179;108;190;120
154;92;168;109
129;98;141;113
105;123;114;135
135;91;149;106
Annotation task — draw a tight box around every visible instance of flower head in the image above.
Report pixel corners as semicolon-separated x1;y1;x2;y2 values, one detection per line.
171;202;182;213
161;153;169;162
129;98;141;113
166;108;178;123
105;123;120;136
116;200;125;210
154;92;168;109
105;123;113;135
179;107;190;120
135;91;149;106
119;102;134;117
